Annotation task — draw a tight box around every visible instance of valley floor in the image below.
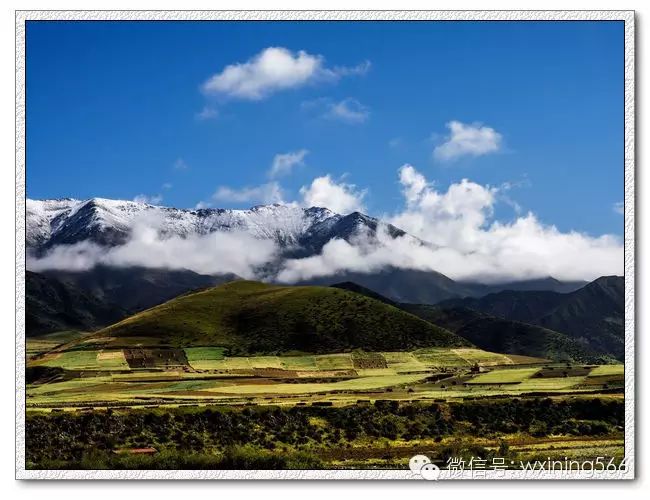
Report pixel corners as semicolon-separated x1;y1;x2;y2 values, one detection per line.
25;334;625;470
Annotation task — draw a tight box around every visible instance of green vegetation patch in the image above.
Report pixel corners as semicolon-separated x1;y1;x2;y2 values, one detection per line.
86;281;468;354
468;368;540;384
39;351;102;371
205;374;427;395
588;365;624;377
453;348;513;366
185;347;225;370
515;376;587;391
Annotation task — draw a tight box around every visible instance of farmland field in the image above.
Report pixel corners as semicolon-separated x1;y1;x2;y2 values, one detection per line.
26;343;622;408
25;334;624;470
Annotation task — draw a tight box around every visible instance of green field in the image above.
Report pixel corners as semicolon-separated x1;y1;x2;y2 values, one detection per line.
588;364;624;377
467;367;541;384
26;343;622;408
25;322;625;471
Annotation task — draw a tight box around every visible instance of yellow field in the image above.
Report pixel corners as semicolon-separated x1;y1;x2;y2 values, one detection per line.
467;368;541;384
26;345;620;408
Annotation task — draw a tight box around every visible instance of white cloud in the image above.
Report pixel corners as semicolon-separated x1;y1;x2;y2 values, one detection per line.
29;165;622;285
194;201;211;209
133;194;163;205
613;201;624;215
299;175;366;214
434;120;502;161
279;164;623;283
202;47;369;101
162;183;173;190
326;98;369;124
173;158;189;170
212;181;284;205
196;106;218;120
269;149;309;178
28;212;278;279
303;97;370;124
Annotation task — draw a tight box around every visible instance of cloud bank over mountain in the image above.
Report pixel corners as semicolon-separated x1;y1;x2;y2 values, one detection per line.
27;164;622;284
28;211;278;279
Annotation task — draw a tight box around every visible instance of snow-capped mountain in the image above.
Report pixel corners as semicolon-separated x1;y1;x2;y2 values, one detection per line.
26;197;405;256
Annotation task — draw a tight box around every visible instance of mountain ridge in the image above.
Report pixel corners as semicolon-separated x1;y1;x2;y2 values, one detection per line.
438;276;625;360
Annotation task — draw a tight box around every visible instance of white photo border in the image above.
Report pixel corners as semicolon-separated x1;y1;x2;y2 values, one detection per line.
15;9;635;481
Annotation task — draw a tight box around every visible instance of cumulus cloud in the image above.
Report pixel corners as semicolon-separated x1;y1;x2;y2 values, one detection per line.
303;97;370;124
212;181;284;205
613;201;624;215
268;149;309;178
326;98;369;123
28;212;278;278
279;164;623;283
133;194;163;205
434;120;502;161
202;47;369;101
299;175;366;214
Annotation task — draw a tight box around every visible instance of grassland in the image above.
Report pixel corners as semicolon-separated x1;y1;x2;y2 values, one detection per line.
467;367;541;384
79;281;467;353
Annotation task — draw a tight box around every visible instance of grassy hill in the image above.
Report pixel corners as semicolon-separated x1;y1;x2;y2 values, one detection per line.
87;281;469;354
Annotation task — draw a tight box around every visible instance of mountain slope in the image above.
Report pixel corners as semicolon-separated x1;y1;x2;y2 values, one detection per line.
329;283;607;363
400;304;612;363
301;267;478;304
438;276;625;361
26;271;127;335
88;281;469;354
42;266;239;313
28;198;590;303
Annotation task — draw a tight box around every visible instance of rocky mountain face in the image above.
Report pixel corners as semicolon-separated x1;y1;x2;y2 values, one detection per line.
26;198;404;256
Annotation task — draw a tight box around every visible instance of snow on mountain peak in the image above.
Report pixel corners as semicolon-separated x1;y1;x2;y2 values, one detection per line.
26;197;347;251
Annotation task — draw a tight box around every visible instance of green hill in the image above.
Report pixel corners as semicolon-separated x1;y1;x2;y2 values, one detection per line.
87;281;469;354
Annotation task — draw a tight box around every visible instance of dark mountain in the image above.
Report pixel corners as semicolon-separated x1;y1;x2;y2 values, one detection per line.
328;282;615;363
438;276;625;361
330;281;397;306
41;266;240;313
84;281;469;354
27;266;240;336
302;267;587;305
464;277;588;295
301;267;477;304
26;271;127;336
399;304;612;363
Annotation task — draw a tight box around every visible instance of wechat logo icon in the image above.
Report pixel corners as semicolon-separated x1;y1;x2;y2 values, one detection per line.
409;454;441;481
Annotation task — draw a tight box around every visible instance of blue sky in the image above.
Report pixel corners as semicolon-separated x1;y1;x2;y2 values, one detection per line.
27;20;624;237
